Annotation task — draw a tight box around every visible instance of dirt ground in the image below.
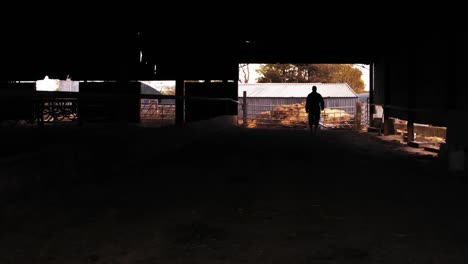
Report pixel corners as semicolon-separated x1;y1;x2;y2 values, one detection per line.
0;125;467;264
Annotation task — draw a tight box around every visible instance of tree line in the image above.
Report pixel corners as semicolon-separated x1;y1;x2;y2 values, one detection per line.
255;64;365;93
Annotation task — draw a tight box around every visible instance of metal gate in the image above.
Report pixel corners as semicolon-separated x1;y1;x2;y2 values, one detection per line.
238;101;357;129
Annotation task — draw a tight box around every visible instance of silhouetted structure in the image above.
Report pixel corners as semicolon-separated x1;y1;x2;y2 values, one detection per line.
0;19;465;171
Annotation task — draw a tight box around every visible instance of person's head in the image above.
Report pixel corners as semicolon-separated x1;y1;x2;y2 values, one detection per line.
312;86;317;92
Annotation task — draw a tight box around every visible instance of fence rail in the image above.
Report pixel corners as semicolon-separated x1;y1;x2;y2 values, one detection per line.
0;92;238;127
140;99;176;126
238;102;357;129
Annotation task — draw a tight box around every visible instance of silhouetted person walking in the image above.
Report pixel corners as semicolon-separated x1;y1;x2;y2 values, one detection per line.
305;85;324;135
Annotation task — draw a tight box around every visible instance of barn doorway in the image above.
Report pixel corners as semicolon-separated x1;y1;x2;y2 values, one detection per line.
238;63;370;130
139;80;176;127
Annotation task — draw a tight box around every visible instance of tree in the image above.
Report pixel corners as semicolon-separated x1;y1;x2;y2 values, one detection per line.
328;64;366;93
256;64;297;83
239;64;250;83
161;85;175;95
256;64;365;93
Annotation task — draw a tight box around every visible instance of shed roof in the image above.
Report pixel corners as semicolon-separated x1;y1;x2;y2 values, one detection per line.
357;92;369;102
238;83;358;98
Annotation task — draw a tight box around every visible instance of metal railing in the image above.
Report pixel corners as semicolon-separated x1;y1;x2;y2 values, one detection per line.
140;99;176;126
40;98;79;123
238;102;357;129
0;91;239;128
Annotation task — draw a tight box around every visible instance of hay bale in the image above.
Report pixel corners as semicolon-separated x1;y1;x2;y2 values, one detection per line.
322;108;353;122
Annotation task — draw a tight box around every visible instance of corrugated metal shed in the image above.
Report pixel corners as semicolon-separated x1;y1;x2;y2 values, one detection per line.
357;92;369;102
238;83;358;98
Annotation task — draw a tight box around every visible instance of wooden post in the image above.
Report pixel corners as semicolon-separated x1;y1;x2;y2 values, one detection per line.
407;120;415;142
175;79;185;127
383;61;391;136
383;107;389;135
369;63;374;127
407;60;416;143
355;101;362;131
242;91;247;127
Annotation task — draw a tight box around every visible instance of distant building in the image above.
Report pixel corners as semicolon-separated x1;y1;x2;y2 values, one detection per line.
36;76;79;92
36;76;59;91
357;92;369;103
58;78;79;92
238;83;359;119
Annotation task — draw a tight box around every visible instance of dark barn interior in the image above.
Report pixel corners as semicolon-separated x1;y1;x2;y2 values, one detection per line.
1;12;467;263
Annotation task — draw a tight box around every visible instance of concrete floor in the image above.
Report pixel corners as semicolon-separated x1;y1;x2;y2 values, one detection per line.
1;125;467;263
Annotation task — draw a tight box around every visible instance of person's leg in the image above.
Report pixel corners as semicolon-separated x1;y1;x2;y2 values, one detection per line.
312;112;320;135
308;115;313;134
315;117;321;135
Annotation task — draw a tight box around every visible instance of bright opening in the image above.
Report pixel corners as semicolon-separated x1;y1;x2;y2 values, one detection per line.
36;76;79;92
139;80;176;127
238;63;370;129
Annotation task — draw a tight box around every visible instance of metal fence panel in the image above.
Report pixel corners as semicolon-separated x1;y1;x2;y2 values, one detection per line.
238;97;358;129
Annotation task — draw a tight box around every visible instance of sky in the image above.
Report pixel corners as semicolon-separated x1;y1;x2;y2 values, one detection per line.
354;64;370;91
240;64;370;91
